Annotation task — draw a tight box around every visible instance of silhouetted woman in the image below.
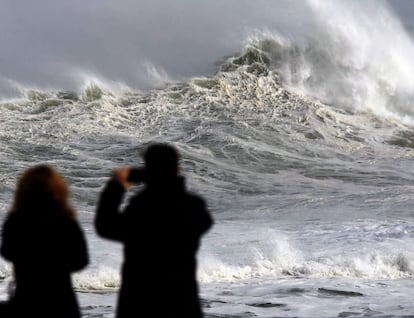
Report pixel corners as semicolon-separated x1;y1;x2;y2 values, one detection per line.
0;165;89;318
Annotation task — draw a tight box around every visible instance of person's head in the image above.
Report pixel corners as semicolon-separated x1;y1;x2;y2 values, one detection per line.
144;143;179;182
13;165;75;217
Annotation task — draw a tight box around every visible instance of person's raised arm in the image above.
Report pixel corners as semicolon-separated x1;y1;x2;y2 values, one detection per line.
95;167;132;242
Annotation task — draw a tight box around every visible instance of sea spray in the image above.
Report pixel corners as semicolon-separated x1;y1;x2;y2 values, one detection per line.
246;0;414;125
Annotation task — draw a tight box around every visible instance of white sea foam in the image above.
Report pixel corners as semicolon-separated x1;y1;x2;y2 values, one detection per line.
199;249;414;282
73;267;120;291
199;230;414;283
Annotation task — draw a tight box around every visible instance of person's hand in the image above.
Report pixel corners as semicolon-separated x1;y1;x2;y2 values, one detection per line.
112;167;133;190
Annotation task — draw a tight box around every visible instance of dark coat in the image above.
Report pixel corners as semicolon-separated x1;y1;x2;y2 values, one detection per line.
0;206;89;318
95;177;213;318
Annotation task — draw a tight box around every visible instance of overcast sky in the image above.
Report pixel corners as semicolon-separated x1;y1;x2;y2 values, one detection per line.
0;0;413;96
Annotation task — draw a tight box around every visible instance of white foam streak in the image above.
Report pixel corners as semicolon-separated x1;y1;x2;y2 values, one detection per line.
198;256;254;283
143;62;174;88
199;236;414;283
69;70;134;96
73;267;120;291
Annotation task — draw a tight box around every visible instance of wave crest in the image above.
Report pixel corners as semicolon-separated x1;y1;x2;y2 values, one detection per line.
223;0;414;126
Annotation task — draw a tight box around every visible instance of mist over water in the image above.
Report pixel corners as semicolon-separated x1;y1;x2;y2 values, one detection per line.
0;0;303;95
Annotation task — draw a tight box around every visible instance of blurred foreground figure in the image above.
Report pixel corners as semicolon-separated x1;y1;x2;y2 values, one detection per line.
95;143;213;318
0;165;89;318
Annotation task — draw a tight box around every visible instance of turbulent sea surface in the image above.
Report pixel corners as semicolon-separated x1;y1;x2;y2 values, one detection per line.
1;1;414;317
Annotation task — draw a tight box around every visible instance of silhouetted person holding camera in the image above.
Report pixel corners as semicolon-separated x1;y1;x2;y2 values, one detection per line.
95;143;213;318
0;165;89;318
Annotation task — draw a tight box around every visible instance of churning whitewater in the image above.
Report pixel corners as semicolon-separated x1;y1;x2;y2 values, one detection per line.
1;0;414;317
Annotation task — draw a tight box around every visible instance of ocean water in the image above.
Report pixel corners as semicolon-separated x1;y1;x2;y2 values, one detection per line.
1;0;414;317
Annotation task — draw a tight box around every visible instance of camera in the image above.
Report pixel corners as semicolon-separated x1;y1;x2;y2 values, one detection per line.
127;168;147;183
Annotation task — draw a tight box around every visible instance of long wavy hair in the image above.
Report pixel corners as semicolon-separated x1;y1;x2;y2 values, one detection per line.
12;165;75;218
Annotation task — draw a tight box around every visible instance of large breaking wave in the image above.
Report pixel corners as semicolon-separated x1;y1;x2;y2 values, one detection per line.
236;0;414;125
